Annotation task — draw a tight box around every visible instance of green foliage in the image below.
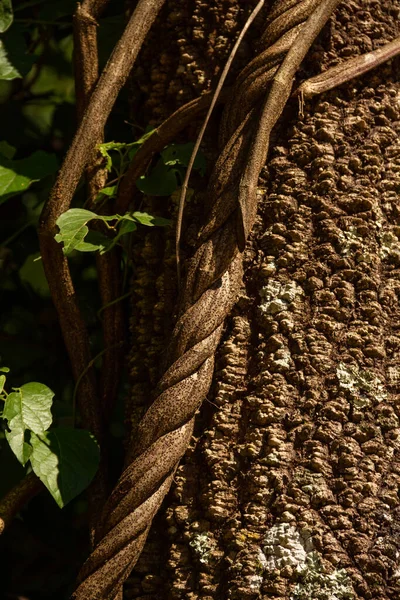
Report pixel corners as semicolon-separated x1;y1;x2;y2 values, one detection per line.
0;26;37;80
55;208;104;254
29;428;99;509
98;137;206;197
0;148;58;203
137;140;206;195
52;136;205;255
98;132;153;173
161;142;206;174
19;252;50;296
1;372;99;507
3;381;53;464
0;139;15;158
55;208;171;255
0;2;138;595
136;159;179;196
0;0;12;33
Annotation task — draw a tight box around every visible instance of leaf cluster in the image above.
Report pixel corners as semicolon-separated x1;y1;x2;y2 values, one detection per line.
1;369;99;508
0;1;206;596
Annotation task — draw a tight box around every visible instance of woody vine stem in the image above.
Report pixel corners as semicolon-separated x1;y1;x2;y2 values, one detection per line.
1;0;399;597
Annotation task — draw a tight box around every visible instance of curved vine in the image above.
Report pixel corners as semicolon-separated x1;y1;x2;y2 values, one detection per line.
71;1;341;598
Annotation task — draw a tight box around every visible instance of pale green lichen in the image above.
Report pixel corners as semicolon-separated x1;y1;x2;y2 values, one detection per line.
262;523;312;573
291;552;354;600
262;525;354;599
296;470;328;496
259;281;303;315
338;227;374;263
189;533;214;564
336;363;386;408
379;230;400;260
265;450;282;466
338;226;362;256
228;546;266;592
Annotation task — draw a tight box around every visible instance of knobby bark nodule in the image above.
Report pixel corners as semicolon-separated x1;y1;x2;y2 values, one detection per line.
68;0;400;599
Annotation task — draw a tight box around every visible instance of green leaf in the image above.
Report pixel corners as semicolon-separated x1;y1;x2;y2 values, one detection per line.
98;131;155;173
0;374;6;394
98;143;117;171
0;0;13;33
161;143;206;176
98;141;133;172
3;382;54;465
3;383;54;433
55;207;169;255
0;151;58;203
55;208;99;255
19;252;50;296
0;140;16;159
5;428;32;465
95;184;117;202
0;366;10;373
117;219;137;235
83;229;111;253
30;428;100;508
0;27;36;80
129;211;171;227
136;160;179;196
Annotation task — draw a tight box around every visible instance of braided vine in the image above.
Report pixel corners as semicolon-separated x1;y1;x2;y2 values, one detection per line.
72;1;341;598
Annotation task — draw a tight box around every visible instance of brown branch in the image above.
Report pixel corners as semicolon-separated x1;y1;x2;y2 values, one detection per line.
38;0;167;437
0;473;43;535
73;4;100;122
74;0;124;429
296;33;400;102
73;0;117;539
71;1;342;598
81;0;110;18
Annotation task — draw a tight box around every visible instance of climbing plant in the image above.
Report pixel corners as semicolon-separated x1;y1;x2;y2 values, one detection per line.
1;0;399;599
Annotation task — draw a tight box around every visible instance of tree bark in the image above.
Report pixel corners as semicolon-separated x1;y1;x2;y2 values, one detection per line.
125;0;400;598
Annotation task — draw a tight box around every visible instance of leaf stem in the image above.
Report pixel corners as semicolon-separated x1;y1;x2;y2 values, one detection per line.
97;291;131;319
72;343;123;425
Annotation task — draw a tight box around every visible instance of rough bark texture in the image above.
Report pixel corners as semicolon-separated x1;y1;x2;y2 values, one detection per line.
125;0;400;598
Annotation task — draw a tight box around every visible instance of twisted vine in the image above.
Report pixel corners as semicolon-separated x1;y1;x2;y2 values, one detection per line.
72;1;341;598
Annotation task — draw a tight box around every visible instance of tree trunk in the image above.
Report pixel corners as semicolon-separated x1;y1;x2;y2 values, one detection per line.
125;1;400;598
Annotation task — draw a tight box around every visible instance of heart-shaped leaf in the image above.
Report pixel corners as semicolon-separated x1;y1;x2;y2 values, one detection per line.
3;382;54;465
55;208;99;255
30;428;100;508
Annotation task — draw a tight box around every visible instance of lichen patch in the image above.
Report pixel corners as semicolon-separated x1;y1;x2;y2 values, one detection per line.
336;362;387;408
262;523;313;573
291;552;354;600
259;280;304;316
